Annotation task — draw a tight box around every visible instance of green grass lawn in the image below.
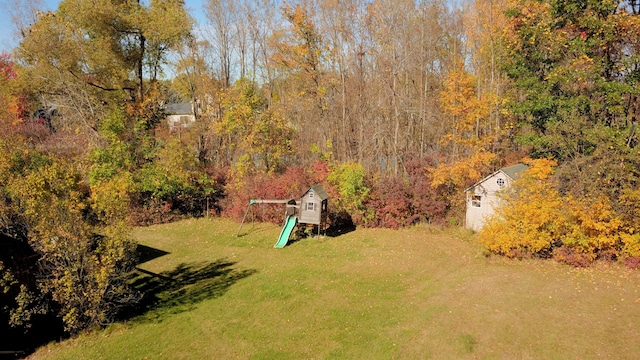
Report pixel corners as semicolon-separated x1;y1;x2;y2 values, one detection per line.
30;218;640;359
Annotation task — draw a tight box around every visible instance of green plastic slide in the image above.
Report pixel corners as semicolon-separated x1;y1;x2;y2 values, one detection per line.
274;216;297;248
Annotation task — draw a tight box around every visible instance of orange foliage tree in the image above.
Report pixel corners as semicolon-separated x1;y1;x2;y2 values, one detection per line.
0;53;28;132
430;64;498;220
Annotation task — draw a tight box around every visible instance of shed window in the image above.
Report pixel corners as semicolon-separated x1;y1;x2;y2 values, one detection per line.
471;195;481;208
497;178;505;187
308;192;314;199
306;202;315;211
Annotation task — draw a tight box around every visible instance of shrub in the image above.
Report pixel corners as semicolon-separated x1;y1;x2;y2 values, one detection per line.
624;256;640;270
368;170;447;229
327;162;373;226
553;246;594;267
369;177;413;229
479;158;565;258
222;165;318;224
479;158;640;267
404;155;449;226
126;138;220;225
562;197;623;261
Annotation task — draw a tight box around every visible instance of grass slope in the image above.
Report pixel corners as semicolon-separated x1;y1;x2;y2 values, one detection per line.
30;218;640;359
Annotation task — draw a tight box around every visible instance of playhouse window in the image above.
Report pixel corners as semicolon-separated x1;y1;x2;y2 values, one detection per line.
497;178;505;187
309;192;314;199
307;202;315;211
471;195;481;208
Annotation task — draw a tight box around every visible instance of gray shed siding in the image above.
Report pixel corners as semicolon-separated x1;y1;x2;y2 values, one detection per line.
298;186;328;225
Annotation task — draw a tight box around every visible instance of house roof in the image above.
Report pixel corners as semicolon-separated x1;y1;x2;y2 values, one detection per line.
305;185;329;200
465;163;529;192
166;102;193;115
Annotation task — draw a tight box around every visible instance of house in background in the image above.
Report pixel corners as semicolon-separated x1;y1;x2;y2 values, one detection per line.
465;163;528;232
165;102;195;131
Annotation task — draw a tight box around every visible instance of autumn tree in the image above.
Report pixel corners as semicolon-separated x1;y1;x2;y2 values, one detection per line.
0;53;28;135
479;158;564;258
1;0;196;335
275;3;323;97
170;39;224;167
217;78;294;181
501;0;640;249
429;63;499;220
16;0;192;134
268;2;329;167
465;0;512;152
0;57;41;334
0;137;138;333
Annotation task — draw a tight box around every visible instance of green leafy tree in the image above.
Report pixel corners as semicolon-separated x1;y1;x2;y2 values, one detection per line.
502;0;640;251
503;0;640;159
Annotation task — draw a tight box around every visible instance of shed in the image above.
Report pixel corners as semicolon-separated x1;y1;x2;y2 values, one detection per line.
465;163;528;232
166;102;195;131
298;185;328;226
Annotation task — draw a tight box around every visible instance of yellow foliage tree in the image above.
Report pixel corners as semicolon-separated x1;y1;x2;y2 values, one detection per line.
439;64;494;158
217;79;294;185
429;150;496;213
615;188;640;259
561;197;623;261
1;142;138;333
480;158;638;265
479;158;565;257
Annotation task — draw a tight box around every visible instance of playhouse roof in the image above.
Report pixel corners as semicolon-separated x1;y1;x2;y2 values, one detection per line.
305;185;328;200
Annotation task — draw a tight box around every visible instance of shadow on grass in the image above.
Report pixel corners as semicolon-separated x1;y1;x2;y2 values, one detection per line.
325;210;356;237
123;259;257;322
236;224;273;238
136;244;170;264
2;246;255;359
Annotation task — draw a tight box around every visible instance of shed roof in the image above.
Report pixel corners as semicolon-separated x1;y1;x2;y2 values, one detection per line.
304;185;328;200
166;102;193;115
500;163;528;180
465;163;529;192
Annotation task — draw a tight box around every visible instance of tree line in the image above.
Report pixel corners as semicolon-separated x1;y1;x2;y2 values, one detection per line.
1;0;640;342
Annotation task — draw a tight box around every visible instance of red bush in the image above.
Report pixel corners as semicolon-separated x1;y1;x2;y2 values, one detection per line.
405;155;449;225
369;177;414;229
625;256;640;269
366;155;448;229
128;199;182;226
222;165;326;224
217;156;449;230
553;246;594;267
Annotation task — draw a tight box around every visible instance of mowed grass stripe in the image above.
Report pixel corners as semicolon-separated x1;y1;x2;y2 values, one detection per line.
31;218;640;359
